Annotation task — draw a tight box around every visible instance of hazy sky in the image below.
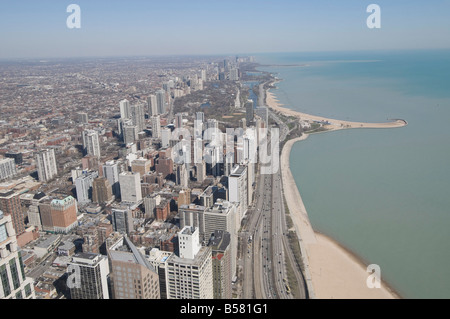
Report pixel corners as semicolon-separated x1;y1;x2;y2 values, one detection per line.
0;0;449;59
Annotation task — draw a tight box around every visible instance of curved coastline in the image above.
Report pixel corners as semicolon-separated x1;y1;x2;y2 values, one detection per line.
271;86;403;299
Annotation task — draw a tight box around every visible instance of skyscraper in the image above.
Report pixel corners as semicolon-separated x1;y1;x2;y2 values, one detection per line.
111;208;134;235
0;158;17;181
245;99;254;123
102;160;120;198
68;252;110;299
119;99;131;119
82;129;101;158
175;113;183;129
78;112;89;124
50;196;78;234
166;226;213;299
92;177;114;204
75;170;99;204
119;172;142;204
0;211;35;299
161;127;171;148
156;89;166;114
228;165;248;221
151;115;161;139
131;103;146;133
123;121;138;144
108;236;160;299
208;230;232;299
36;149;58;182
204;200;238;278
147;94;158;116
0;190;25;237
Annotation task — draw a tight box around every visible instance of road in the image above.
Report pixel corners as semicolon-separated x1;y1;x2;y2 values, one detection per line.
238;82;307;299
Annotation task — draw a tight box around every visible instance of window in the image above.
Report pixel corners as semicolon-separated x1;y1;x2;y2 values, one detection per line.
25;283;32;297
0;224;7;242
0;265;11;297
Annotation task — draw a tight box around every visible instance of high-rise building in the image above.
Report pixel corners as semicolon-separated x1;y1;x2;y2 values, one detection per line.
156;90;166;114
204;200;238;278
151;115;161;139
208;230;232;299
27;192;47;231
147;94;158;116
179;204;206;240
4;152;23;165
102;160;121;198
131;159;151;177
144;194;161;219
195;161;206;183
175;113;183;129
119;172;142;204
0;190;25;236
0;211;35;299
123;120;138;144
78;112;89;124
131;103;146;133
68;252;110;299
111;208;134;235
229;67;239;81
177;189;191;207
147;248;172;299
166;226;213;299
175;164;189;188
245;99;254;123
75;171;99;204
228;165;248;221
82;130;101;158
0;158;17;181
92;177;114;205
161;127;171;148
108;236;160;299
119;99;131;119
50;196;78;234
36;149;58;182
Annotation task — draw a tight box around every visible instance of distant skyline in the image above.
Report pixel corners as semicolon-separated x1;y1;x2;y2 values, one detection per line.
1;0;449;59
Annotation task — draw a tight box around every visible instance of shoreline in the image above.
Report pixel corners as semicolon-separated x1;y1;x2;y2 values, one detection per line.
271;84;403;299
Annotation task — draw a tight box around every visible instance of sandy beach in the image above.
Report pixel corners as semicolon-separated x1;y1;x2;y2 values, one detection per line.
272;87;402;299
266;88;407;131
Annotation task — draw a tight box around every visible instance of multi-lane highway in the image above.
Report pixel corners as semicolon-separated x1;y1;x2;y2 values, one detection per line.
237;83;307;299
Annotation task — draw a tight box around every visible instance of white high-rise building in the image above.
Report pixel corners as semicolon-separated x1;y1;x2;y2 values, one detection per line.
75;171;99;204
119;172;142;204
123;121;138;144
161;128;171;148
102;160;120;198
131;103;146;133
156;90;166;114
147;94;158;116
228;165;248;221
119;99;131;119
166;226;213;299
204;200;238;278
36;149;58;182
68;252;110;299
0;158;17;181
0;211;35;299
82;129;101;158
151;115;161;139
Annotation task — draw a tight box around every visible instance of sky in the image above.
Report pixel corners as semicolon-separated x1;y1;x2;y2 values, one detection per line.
0;0;449;59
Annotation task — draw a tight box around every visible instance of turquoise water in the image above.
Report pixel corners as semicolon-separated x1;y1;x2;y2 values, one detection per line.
256;50;450;299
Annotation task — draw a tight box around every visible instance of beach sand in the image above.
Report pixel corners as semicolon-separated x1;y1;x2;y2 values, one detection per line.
273;88;402;299
266;89;406;130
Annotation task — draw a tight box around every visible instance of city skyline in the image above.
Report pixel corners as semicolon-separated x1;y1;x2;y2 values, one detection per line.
0;1;449;59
